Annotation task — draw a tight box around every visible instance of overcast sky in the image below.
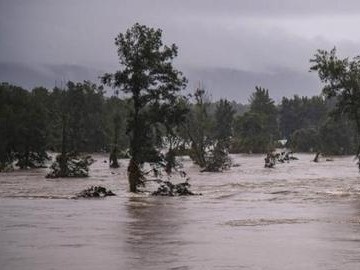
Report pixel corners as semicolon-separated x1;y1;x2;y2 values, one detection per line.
1;0;360;99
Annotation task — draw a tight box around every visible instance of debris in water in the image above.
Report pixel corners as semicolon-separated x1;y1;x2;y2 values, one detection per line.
152;180;199;196
46;153;94;178
264;152;276;168
75;186;116;198
265;151;299;168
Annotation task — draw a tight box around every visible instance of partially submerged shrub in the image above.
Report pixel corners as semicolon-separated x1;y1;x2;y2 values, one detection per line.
152;181;196;196
264;151;299;168
136;160;199;196
76;186;116;198
201;144;232;172
15;151;49;169
0;162;14;172
46;152;94;178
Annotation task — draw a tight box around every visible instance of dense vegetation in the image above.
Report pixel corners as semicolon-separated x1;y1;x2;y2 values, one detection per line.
1;79;357;170
1;24;360;190
310;47;360;168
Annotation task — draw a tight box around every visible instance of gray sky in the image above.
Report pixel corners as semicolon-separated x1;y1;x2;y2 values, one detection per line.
1;0;360;100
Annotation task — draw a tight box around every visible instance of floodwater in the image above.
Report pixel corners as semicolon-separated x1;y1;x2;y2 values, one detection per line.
1;154;360;270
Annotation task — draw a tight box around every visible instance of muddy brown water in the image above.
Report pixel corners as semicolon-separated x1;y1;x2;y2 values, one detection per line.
1;154;360;270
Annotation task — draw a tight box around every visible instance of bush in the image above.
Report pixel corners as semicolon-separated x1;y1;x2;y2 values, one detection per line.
46;153;94;178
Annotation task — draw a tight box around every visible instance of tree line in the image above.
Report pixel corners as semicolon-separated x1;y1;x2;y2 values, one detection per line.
1;78;357;167
1;23;360;192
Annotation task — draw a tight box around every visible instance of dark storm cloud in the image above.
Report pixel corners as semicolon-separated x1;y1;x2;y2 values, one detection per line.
129;0;360;16
1;0;360;100
1;0;360;67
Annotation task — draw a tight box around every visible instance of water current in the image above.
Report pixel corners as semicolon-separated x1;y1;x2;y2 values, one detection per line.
1;154;360;269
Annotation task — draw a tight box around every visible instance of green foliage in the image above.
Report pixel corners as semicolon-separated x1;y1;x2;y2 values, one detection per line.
63;81;106;153
249;87;276;115
45;81;108;154
213;99;235;145
107;98;128;168
184;90;234;171
203;143;232;172
46;153;94;178
203;99;235;171
290;128;319;152
102;23;187;192
45;81;107;177
318;117;357;155
279;94;356;155
310;48;360;137
310;48;360;169
103;96;129;153
0;83;48;169
232;112;270;153
279;95;327;139
232;86;278;153
185;88;213;167
4;43;360;179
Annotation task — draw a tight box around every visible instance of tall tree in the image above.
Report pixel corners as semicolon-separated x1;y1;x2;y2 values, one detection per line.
249;86;278;139
15;87;49;168
0;83;25;170
153;96;189;174
102;23;187;192
183;90;234;171
185;88;213;168
103;96;129;154
207;99;235;171
233;86;278;153
279;96;304;139
310;48;360;169
0;83;49;170
213;99;235;146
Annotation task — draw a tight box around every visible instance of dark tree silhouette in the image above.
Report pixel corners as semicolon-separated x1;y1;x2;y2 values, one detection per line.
102;23;187;192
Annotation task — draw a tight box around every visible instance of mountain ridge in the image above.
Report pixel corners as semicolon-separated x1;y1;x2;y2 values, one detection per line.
0;62;322;103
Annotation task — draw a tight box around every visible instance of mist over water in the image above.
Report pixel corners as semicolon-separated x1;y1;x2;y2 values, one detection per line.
1;154;360;270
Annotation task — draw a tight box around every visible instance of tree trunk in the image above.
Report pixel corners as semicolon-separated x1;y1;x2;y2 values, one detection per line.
165;148;175;174
109;148;119;168
313;152;321;163
110;116;120;168
127;93;142;192
59;114;68;177
128;158;141;192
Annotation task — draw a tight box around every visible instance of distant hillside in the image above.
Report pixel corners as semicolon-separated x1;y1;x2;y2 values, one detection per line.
0;62;104;90
0;62;322;103
182;66;322;103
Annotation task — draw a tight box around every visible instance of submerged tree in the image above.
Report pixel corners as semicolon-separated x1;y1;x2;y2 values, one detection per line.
318;117;357;155
102;23;187;192
184;89;234;172
46;81;102;178
15;87;50;169
0;83;49;170
185;88;213;168
310;48;360;170
279;95;327;140
204;99;235;171
233;86;278;153
153;96;189;174
103;96;129;158
109;113;121;168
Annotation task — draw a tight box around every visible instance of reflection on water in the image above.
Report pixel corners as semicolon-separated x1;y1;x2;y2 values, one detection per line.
0;154;360;269
123;197;189;270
